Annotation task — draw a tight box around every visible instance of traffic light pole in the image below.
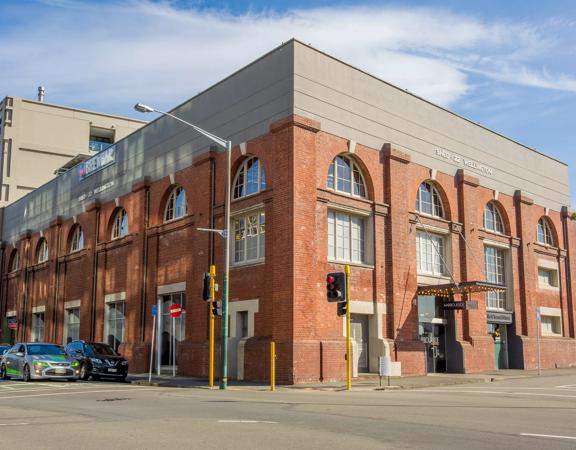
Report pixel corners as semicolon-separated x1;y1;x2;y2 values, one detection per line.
345;264;351;391
209;264;216;388
220;139;232;390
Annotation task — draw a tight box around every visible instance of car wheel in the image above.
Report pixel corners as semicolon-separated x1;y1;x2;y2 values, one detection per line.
22;364;31;382
0;364;9;380
79;363;89;381
120;374;127;383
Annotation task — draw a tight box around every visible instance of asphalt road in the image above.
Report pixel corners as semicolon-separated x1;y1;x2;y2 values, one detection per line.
0;375;575;449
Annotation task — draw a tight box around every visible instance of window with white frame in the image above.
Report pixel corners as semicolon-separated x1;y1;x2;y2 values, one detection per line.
485;246;507;310
9;250;18;272
416;182;444;218
70;225;84;252
233;210;265;264
164;186;187;222
327;155;367;198
233;157;266;199
541;315;562;336
416;231;446;276
538;268;559;289
64;307;80;344
327;210;366;264
31;312;45;342
105;301;125;352
537;218;555;246
37;239;49;264
111;208;129;239
484;202;505;234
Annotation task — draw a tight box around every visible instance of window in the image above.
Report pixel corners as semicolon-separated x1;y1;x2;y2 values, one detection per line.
37;239;49;263
537;218;554;246
538;268;559;289
111;208;129;239
485;246;506;310
541;315;562;336
416;182;444;218
327;155;367;198
237;311;248;338
164;186;187;222
327;210;366;263
64;307;80;344
484;202;505;234
9;250;18;272
233;211;265;264
70;225;84;252
31;312;45;342
105;302;125;352
233;157;266;199
416;231;446;276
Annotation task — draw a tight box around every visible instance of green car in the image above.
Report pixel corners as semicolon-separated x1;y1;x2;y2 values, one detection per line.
1;343;80;381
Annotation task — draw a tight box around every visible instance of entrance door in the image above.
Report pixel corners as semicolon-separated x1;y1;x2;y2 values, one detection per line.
492;324;508;369
351;314;369;373
158;292;186;368
422;323;447;374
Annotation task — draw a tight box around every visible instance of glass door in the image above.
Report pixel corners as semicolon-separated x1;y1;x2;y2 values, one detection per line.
159;292;186;368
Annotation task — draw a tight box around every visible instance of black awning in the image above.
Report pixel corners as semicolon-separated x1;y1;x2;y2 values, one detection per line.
417;281;506;298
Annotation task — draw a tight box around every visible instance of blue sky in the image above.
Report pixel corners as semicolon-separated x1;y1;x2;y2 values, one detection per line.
1;0;575;203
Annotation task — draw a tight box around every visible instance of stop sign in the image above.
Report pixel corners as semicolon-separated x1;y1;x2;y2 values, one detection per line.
169;304;183;317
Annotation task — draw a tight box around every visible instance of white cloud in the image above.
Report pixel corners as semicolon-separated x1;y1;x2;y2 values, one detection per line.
0;1;574;114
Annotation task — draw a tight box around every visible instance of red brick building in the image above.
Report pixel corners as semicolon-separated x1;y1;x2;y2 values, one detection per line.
1;40;575;383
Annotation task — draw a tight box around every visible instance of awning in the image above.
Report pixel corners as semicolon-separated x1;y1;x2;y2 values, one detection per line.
417;281;506;298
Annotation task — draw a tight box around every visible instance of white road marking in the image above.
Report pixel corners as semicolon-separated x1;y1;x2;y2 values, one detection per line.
556;384;576;389
409;389;576;399
521;433;576;441
218;420;278;424
0;387;161;400
0;423;29;426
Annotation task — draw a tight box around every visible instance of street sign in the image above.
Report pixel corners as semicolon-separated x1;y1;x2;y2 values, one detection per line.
379;356;392;377
536;307;541;321
169;304;183;318
152;304;157;317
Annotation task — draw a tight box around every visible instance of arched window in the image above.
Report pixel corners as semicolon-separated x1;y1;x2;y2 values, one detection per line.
164;186;187;222
416;182;444;218
111;208;129;239
327;155;367;198
484;202;505;234
37;238;49;264
9;250;18;272
537;217;554;246
233;157;266;199
70;225;84;252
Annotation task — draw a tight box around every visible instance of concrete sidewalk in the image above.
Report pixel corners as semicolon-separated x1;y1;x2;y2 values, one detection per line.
129;366;576;391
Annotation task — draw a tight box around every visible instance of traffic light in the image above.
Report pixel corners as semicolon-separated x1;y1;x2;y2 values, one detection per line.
337;301;347;317
211;300;222;317
202;272;211;301
326;272;346;302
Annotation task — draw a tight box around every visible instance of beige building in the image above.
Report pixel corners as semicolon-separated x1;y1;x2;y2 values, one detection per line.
0;93;145;206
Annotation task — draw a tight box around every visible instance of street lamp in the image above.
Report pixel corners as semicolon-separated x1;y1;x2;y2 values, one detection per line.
134;103;232;390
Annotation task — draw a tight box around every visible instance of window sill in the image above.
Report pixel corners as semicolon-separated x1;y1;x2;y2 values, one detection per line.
232;259;265;269
328;260;374;269
537;285;560;292
541;332;563;338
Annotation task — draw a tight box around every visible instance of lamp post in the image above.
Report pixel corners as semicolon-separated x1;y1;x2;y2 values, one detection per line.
134;103;232;390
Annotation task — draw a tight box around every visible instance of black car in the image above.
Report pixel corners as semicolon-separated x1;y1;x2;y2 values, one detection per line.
65;341;128;381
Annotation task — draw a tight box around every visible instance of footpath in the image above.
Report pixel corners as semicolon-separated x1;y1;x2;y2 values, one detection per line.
130;367;576;391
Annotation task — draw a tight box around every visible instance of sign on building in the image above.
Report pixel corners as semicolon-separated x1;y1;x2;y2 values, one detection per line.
78;145;116;181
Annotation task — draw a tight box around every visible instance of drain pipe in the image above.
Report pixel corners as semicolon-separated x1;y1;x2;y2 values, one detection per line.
90;206;101;341
139;183;151;342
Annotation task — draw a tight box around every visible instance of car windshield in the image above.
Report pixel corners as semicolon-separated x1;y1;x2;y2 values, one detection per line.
86;343;118;356
27;344;66;356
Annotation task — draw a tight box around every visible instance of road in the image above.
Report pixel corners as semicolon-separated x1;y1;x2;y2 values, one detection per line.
0;374;575;449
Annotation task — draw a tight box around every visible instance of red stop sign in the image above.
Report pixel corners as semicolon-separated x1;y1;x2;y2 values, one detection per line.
169;304;183;317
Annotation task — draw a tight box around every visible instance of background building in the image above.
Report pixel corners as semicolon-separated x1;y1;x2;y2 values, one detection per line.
0;40;574;383
0;91;145;206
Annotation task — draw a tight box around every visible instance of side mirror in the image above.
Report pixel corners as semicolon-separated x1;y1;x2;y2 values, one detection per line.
15;352;24;357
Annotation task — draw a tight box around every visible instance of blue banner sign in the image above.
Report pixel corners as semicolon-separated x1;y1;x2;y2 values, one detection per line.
78;145;116;181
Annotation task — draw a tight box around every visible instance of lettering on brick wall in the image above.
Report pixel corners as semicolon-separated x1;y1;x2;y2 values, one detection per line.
434;148;494;176
78;181;115;202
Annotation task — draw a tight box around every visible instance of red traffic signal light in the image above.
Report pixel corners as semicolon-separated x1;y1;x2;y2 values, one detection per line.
326;272;346;302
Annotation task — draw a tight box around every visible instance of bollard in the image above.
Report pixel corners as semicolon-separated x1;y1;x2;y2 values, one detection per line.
270;341;276;391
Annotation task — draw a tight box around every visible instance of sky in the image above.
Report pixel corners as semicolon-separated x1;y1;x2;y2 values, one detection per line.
1;0;575;202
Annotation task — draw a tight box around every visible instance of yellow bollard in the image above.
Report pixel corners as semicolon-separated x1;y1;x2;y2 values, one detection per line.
209;264;216;388
345;264;351;391
270;341;276;391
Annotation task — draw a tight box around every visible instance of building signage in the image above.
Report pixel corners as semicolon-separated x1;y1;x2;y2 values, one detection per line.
78;145;116;181
77;181;115;202
434;148;494;176
487;311;513;324
443;300;478;310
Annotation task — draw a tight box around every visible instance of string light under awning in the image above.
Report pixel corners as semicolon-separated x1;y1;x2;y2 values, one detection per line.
417;281;507;298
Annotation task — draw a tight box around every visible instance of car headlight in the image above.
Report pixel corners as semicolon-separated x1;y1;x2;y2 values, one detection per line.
121;361;128;366
90;358;103;365
33;361;49;368
70;361;80;368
